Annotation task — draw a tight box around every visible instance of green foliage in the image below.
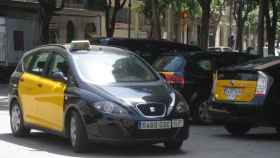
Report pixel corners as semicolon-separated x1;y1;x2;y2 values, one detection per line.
211;0;225;14
86;0;106;10
245;9;258;32
140;0;201;20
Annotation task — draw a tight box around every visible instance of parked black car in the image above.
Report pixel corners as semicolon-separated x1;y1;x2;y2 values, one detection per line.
153;51;260;124
91;37;202;64
210;57;280;136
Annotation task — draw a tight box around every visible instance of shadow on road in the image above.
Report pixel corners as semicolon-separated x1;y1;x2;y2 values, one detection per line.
0;132;188;157
214;133;280;142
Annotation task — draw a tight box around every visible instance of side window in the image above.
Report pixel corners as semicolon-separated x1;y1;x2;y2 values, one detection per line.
28;53;50;76
49;54;69;78
191;58;213;76
23;55;33;71
198;59;212;72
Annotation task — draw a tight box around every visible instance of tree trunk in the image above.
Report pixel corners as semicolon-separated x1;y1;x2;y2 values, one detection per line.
235;3;244;52
257;0;265;56
198;0;211;49
105;7;111;37
40;14;51;44
174;13;181;42
150;0;161;40
265;0;278;56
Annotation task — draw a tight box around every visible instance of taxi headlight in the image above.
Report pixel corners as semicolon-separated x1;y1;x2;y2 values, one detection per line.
93;101;128;115
175;101;190;114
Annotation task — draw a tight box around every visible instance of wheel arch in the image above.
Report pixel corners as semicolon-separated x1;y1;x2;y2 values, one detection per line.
63;101;88;138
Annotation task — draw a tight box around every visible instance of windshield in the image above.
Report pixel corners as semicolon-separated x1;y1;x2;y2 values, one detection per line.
73;51;158;85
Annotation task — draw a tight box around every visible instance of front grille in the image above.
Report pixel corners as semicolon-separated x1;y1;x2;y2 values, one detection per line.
136;103;166;117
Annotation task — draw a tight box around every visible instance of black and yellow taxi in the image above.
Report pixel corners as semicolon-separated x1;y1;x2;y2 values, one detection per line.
8;41;190;152
210;57;280;136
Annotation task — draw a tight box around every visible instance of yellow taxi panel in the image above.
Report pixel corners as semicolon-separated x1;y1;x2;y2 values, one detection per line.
18;72;66;132
214;80;257;102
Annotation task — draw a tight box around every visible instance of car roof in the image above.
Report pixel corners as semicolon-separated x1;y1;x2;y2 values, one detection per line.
92;37;202;51
222;56;280;71
159;51;259;57
22;43;134;59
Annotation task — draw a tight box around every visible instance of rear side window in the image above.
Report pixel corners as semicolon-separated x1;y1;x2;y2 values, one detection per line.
191;58;213;75
49;54;69;77
28;53;50;76
153;56;186;72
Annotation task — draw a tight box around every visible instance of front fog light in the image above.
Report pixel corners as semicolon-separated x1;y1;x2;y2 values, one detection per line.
176;101;190;114
93;101;128;115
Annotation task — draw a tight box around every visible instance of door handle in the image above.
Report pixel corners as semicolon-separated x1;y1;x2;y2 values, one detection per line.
37;84;43;88
20;78;24;82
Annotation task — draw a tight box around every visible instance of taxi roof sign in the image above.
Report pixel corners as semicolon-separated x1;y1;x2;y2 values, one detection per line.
70;40;90;51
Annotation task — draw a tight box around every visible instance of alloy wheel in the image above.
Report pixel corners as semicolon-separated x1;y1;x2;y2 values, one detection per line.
11;104;21;132
198;101;212;124
70;116;77;147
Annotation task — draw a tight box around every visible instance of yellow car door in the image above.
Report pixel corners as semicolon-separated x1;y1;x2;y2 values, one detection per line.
35;77;66;132
35;53;67;132
18;52;50;125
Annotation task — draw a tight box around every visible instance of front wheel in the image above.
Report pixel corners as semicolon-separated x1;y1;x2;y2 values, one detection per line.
69;111;88;153
164;140;183;151
10;101;30;137
224;123;251;136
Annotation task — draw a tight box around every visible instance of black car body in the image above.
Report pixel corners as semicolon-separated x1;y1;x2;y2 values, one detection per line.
210;57;280;135
153;51;260;124
8;41;190;152
91;37;202;64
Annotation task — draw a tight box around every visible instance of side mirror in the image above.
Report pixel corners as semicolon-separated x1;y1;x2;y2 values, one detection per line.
52;72;67;83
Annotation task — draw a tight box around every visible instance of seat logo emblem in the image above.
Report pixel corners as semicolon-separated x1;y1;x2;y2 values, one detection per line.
150;107;156;113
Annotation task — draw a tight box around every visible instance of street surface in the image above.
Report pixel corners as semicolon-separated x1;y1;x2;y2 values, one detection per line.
0;84;280;158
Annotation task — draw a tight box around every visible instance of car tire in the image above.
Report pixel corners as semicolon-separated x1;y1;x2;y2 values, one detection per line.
69;111;88;153
164;140;183;151
193;100;212;125
224;123;251;136
10;101;30;137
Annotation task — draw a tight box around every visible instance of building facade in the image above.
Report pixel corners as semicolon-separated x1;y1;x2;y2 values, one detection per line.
0;0;40;66
50;0;103;43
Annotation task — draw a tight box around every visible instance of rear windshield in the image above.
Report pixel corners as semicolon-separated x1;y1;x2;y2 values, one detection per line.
214;54;260;69
153;56;186;72
218;72;258;81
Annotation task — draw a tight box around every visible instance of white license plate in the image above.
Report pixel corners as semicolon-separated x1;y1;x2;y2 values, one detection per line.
224;88;240;100
138;119;184;130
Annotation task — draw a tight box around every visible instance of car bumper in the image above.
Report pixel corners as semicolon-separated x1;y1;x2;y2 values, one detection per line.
209;102;262;123
85;115;190;144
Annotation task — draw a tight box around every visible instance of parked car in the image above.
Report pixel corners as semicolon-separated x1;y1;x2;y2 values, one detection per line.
153;51;260;124
210;56;280;136
208;47;236;52
91;37;202;64
247;47;280;57
9;41;190;153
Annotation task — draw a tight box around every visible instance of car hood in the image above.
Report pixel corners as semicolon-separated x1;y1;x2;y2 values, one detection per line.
99;82;173;107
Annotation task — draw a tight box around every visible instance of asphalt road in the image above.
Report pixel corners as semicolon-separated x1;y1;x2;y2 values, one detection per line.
0;84;280;158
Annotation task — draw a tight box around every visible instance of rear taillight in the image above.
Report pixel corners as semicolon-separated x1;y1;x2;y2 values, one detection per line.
160;72;185;87
256;71;268;96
